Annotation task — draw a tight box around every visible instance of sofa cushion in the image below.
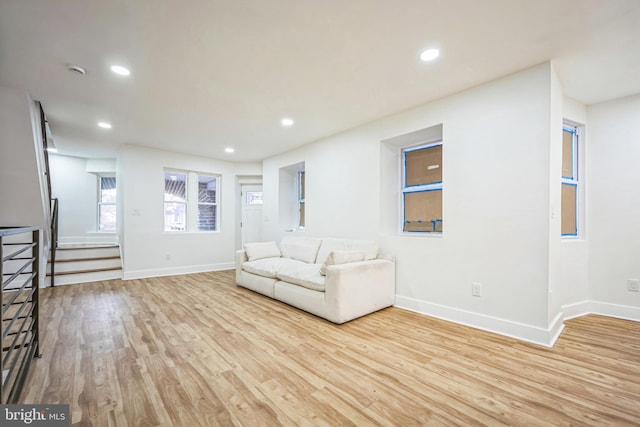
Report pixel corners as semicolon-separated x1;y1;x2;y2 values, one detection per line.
315;238;349;265
244;241;281;261
277;263;326;292
280;236;322;264
316;238;378;264
320;250;367;275
242;257;302;278
346;240;378;260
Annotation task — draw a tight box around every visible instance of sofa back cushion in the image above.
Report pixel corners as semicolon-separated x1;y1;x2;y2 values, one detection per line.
345;240;378;260
319;250;367;275
280;236;322;264
316;238;378;264
244;241;281;261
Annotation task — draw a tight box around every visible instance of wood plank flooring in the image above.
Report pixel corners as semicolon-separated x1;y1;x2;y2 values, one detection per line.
21;270;640;426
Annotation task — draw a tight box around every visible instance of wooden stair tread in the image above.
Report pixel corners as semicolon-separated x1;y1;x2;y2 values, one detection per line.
56;244;119;250
49;255;121;263
47;266;122;276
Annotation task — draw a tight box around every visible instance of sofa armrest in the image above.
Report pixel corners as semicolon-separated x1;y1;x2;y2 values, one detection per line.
376;249;396;262
324;258;395;323
235;249;248;278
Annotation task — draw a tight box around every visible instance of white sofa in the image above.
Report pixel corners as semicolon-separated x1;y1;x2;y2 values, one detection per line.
235;236;395;324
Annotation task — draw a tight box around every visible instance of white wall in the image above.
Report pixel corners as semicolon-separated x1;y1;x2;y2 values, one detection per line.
49;154;118;244
587;94;640;319
120;144;260;279
546;64;563;334
263;63;558;344
0;85;50;286
558;97;590;318
564;97;588;124
86;158;117;174
0;86;48;229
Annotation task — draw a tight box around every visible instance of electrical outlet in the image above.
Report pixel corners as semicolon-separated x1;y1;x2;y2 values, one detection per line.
472;283;482;297
628;279;640;292
165;252;171;261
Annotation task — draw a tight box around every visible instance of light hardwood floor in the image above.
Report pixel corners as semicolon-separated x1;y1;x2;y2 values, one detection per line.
22;270;640;426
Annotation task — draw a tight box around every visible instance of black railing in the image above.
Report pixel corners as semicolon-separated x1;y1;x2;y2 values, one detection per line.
38;103;52;201
50;198;58;287
38;102;58;287
0;226;41;404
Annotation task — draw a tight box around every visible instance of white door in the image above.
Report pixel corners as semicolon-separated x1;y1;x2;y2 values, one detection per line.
241;184;263;245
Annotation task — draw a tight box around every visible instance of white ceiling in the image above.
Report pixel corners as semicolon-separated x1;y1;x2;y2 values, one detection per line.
1;0;639;161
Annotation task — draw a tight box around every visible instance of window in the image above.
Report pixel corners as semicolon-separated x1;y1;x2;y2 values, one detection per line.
298;171;305;228
164;170;220;232
402;142;443;233
164;172;187;231
98;176;116;231
246;191;263;205
278;162;304;231
561;125;579;237
197;175;218;231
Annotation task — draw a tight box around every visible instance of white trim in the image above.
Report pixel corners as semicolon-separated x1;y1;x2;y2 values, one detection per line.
98;175;117;232
403;140;443;153
548;313;565;347
122;262;234;280
395;295;564;347
561;300;591;320
590;301;640;321
402;142;443;234
561;123;580;238
562;300;640;322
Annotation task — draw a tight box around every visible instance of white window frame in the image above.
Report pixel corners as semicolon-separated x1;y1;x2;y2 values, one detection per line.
561;125;579;238
402;141;443;234
195;174;219;232
298;170;305;229
164;170;188;232
98;175;116;232
164;170;221;233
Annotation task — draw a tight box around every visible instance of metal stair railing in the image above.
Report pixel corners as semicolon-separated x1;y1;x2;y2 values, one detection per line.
0;226;41;404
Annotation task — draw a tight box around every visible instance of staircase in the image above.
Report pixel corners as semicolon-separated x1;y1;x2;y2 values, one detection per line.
47;244;122;286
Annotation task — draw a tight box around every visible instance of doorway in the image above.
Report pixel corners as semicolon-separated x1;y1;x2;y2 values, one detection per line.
241;184;263;245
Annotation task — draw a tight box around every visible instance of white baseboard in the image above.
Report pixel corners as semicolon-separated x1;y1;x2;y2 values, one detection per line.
548;313;565;347
561;301;591;320
394;295;563;347
122;262;234;280
562;300;640;322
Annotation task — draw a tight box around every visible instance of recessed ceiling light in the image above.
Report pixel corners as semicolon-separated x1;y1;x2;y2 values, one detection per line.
420;48;440;62
225;147;235;153
281;117;294;127
97;121;112;129
110;65;130;76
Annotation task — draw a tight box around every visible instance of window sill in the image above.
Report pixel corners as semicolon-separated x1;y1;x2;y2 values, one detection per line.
400;231;443;238
163;231;220;235
561;236;585;242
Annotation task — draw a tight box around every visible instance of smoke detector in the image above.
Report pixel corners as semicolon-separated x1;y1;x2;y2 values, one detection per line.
66;64;86;75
